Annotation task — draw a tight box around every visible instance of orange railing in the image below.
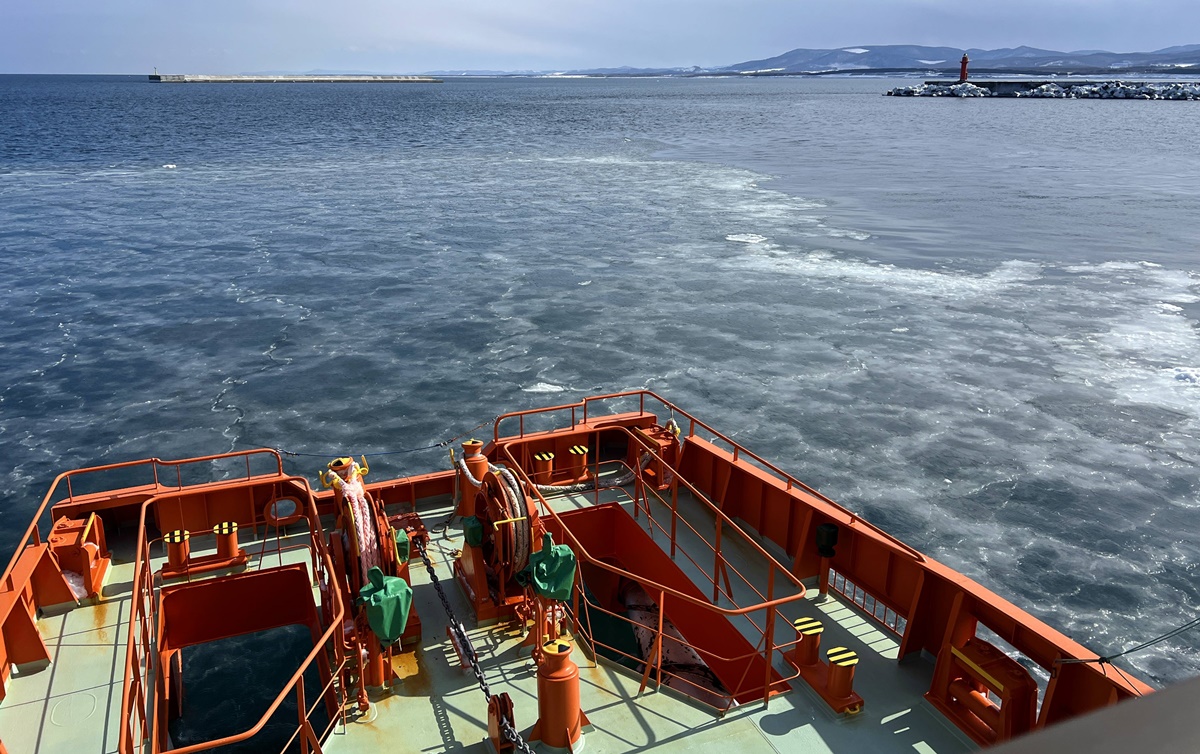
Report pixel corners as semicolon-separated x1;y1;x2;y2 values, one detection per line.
494;390;925;563
497;392;1152;739
497;428;810;709
1;449;285;593
113;464;346;754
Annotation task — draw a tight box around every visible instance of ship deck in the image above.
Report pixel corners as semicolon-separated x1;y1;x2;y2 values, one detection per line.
0;480;976;753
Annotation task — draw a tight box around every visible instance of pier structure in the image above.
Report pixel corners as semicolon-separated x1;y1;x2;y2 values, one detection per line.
149;74;442;83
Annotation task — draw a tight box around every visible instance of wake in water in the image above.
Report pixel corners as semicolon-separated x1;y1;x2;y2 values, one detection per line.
1;76;1198;687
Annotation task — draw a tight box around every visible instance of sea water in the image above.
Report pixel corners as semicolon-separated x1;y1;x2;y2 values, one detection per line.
2;74;1199;688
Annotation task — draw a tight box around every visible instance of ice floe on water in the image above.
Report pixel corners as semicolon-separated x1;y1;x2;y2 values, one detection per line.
1171;368;1200;383
521;382;568;393
726;233;768;244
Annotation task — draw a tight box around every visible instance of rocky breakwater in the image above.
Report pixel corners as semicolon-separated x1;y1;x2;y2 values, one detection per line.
1015;81;1200;99
886;80;1200;99
887;82;993;97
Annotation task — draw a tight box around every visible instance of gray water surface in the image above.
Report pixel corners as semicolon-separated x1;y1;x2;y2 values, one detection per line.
2;74;1198;686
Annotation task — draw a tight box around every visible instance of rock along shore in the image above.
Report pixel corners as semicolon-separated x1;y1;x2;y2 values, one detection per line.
887;80;1200;99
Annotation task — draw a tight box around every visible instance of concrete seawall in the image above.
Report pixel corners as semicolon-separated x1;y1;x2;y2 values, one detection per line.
149;74;442;84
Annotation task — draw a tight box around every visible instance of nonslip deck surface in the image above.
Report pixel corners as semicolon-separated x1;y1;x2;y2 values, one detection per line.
1;491;974;753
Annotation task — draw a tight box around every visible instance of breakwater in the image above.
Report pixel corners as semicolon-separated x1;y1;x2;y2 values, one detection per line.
887;80;1200;99
149;74;442;83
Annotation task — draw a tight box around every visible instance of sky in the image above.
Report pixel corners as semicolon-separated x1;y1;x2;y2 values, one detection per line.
2;0;1198;74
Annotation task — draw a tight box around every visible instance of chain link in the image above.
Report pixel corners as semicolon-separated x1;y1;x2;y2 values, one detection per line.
413;539;536;754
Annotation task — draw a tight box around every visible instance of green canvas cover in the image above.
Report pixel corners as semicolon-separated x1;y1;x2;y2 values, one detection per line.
393;527;410;564
463;515;484;547
358;566;413;644
518;532;577;601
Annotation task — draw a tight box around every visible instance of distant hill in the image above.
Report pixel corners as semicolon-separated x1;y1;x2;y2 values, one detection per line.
416;44;1200;78
719;44;1200;76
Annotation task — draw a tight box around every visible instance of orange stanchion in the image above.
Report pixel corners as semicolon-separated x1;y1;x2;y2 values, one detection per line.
533;452;555;484
459;439;489;516
215;521;239;560
529;637;590;751
826;647;860;705
566;444;588;482
791;616;824;667
165;530;190;570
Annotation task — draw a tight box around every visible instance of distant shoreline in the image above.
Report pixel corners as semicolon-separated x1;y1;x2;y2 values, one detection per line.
148;74;442;84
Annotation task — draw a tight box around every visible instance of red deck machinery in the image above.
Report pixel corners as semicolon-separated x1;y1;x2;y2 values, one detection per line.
323;456;425;705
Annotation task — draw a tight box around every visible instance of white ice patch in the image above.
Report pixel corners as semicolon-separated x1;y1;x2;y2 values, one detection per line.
739;252;1043;300
63;570;87;600
821;227;871;241
843;48;870;54
726;233;768;244
917;59;947;65
522;382;567;393
1171;368;1200;383
162;164;177;169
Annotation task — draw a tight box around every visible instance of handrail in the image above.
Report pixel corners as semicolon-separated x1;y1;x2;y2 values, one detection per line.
495;430;809;708
501;424;810;597
493;390;654;443
498;442;805;618
117;471;345;754
570;586;805;710
2;449;286;590
493;390;925;562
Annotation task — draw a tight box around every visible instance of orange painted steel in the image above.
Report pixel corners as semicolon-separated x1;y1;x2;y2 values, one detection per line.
528;638;590;750
1;449;285;702
215;520;240;559
0;543;77;702
164;529;190;572
22;450;355;754
457;438;489;516
548;503;797;709
491;390;1152;739
497;421;809;709
47;513;110;598
122;481;345;753
487;692;517;754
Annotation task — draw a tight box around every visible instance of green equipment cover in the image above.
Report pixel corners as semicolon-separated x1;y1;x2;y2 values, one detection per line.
393;527;410;564
463;516;484;547
358;566;413;644
518;532;577;602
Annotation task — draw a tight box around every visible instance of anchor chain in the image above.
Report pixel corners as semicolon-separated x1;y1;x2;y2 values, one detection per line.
413;538;536;754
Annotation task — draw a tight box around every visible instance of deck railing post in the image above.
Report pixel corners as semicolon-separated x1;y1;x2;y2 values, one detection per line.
763;565;777;705
297;676;308;754
713;517;723;602
670;477;679;559
763;603;776;706
657;590;666;689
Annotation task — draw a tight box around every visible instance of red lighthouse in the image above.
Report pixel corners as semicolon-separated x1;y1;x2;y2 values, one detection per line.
959;53;969;81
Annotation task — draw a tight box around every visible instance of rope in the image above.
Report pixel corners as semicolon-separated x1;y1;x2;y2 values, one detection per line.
1055;615;1200;687
273;415;501;460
